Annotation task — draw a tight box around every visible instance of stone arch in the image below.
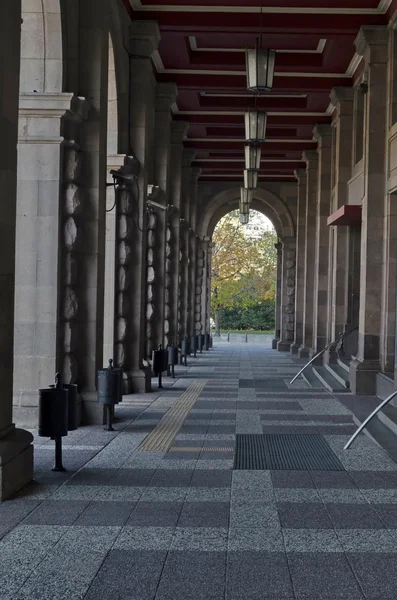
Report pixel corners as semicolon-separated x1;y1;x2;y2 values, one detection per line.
199;186;295;241
20;0;63;93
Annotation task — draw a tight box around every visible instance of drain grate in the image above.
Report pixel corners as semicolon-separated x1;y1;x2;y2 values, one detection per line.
234;434;344;470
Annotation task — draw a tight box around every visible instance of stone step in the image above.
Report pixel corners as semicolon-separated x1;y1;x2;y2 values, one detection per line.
312;365;351;393
337;358;350;374
324;362;350;389
301;367;324;389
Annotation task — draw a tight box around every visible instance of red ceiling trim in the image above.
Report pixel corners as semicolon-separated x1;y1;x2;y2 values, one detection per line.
327;204;362;226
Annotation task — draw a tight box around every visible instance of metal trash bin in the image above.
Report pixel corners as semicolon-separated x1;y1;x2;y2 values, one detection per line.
168;345;178;378
98;359;122;431
191;335;198;358
198;333;205;353
39;373;68;471
152;345;168;388
50;382;78;431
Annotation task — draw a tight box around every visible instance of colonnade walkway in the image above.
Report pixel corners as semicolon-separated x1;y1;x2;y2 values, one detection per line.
2;343;397;599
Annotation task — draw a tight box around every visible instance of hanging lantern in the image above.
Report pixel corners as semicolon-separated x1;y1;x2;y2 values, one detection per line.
240;201;249;215
240;213;249;225
245;145;261;170
244;110;267;142
240;187;253;204
246;42;276;93
244;169;258;189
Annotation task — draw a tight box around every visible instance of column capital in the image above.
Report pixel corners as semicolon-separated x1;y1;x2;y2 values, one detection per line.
129;21;161;57
294;168;307;183
313;123;332;146
156;83;178;113
171;120;189;144
302;150;318;165
355;25;388;61
330;86;354;109
182;147;196;167
190;167;202;180
280;236;296;247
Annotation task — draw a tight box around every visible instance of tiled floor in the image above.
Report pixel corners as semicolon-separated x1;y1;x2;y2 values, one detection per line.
3;342;397;599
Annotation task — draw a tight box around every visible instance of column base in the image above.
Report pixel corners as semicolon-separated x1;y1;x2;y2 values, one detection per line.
0;426;34;501
290;343;301;355
349;358;379;395
80;391;106;425
272;338;280;350
298;346;311;359
12;404;38;429
128;368;152;393
277;340;291;352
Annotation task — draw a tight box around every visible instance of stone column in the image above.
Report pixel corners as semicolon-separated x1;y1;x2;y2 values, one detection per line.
311;124;332;355
0;0;33;500
272;243;282;349
350;26;388;394
277;238;296;351
328;87;354;356
165;122;188;347
152;83;178;350
13;93;74;427
73;0;109;423
199;239;211;336
188;168;201;337
195;238;206;334
291;169;307;354
299;151;318;358
126;21;160;392
179;149;195;340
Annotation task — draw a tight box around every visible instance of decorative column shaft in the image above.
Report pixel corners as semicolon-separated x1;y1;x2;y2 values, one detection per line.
188;168;201;336
299;150;318;358
126;21;160;392
272;243;282;349
291;169;307;354
277;238;296;351
350;26;388;394
179;149;195;340
0;0;33;500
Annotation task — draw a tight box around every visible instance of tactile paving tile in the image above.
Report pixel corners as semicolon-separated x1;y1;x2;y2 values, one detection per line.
138;380;207;451
234;434;345;471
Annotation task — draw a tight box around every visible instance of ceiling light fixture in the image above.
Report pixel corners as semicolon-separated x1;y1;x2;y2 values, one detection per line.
244;169;258;189
246;2;276;93
240;187;253;204
244;109;267;142
244;145;261;170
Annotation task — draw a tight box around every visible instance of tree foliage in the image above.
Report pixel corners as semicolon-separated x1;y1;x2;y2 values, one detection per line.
211;211;277;331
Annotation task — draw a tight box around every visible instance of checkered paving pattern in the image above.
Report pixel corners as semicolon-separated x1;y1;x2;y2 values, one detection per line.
3;341;397;599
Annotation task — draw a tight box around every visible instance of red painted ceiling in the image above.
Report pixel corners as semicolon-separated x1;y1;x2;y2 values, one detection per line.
126;0;396;181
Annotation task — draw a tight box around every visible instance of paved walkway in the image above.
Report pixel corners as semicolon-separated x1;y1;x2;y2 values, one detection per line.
2;343;397;599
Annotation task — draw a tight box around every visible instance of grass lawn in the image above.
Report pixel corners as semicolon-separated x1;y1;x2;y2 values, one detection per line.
211;329;274;335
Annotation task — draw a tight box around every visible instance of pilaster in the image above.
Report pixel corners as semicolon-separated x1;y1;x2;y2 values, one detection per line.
0;0;34;500
179;148;195;340
188;168;201;337
272;243;282;349
277;238;296;352
290;169;307;354
350;26;388;394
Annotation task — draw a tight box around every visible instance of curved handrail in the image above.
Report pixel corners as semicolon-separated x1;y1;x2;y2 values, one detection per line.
344;389;397;450
289;327;357;385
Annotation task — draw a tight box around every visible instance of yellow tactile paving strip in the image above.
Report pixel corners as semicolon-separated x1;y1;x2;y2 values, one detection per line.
138;380;208;452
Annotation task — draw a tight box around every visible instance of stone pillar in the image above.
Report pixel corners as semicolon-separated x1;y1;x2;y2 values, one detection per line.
188;168;201;337
195;238;206;334
0;0;33;500
328;87;354;356
126;21;160;392
74;0;109;423
311;124;332;356
277;238;296;352
165;122;188;347
13;93;74;427
291;169;307;354
272;243;282;349
299;151;318;358
200;239;211;336
179;149;195;340
350;26;388;394
152;83;178;350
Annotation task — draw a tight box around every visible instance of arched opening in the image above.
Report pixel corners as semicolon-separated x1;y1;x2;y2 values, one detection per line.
211;209;278;343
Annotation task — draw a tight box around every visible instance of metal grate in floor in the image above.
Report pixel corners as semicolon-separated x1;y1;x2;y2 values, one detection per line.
234;434;344;470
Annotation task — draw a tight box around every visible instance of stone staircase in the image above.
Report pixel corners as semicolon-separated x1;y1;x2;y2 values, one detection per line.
303;358;351;393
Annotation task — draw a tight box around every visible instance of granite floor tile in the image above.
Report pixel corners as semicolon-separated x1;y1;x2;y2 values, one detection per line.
114;526;175;550
225;551;294;600
126;501;183;527
347;553;397;600
283;528;343;552
178;501;230;528
172;526;228;551
336;529;397;552
74;501;136;526
149;469;194;488
325;503;385;529
278;502;333;529
155;551;226;600
22;500;89;526
228;527;284;551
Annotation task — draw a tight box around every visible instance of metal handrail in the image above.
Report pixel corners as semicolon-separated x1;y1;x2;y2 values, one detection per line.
344;389;397;450
289;327;357;385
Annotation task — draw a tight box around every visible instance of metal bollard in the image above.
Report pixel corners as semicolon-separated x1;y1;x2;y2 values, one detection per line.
168;345;178;378
190;335;198;358
98;359;122;432
39;373;69;471
152;345;168;388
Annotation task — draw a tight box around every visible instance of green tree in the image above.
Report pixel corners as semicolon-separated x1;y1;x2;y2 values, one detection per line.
211;211;277;333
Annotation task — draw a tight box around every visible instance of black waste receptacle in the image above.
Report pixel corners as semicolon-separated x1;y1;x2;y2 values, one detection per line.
168;345;178;378
39;385;68;438
98;360;122;405
50;382;78;431
198;333;205;353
